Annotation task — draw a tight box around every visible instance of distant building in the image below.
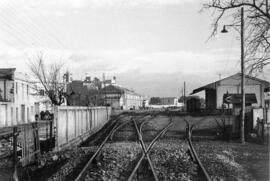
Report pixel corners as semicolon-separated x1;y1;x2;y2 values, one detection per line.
67;75;143;109
160;97;179;106
102;85;143;110
147;97;182;109
0;68;43;126
67;79;102;106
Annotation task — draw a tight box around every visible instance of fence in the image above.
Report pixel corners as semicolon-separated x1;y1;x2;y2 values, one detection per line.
54;106;111;150
19;123;40;166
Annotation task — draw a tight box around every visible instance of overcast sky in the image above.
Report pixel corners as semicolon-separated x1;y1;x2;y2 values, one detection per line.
0;0;269;97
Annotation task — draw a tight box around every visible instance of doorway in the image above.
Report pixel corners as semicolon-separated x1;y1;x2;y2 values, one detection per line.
21;104;25;123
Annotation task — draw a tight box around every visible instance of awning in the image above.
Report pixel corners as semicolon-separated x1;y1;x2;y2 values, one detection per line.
223;93;257;104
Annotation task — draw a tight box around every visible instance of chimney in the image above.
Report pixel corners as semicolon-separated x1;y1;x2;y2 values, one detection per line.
112;76;116;84
63;71;70;83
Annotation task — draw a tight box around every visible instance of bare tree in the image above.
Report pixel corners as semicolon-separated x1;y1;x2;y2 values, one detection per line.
30;53;66;105
202;0;270;74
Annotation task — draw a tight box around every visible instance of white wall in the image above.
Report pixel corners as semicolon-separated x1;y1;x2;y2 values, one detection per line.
123;92;143;110
55;106;111;150
0;72;36;127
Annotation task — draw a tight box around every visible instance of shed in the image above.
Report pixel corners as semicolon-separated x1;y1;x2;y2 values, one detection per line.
191;73;270;109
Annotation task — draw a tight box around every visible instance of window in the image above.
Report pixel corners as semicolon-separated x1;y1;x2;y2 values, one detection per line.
27;85;29;95
22;83;24;100
10;83;14;94
11;107;14;125
31;106;34;114
16;82;18;94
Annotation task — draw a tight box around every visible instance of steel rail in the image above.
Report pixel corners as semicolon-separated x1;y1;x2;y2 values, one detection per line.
75;122;120;181
185;120;211;181
109;115;150;141
127;119;173;181
75;114;137;181
133;118;159;181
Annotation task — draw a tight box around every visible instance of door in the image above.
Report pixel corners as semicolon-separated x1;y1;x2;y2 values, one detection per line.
21;104;25;123
0;104;7;126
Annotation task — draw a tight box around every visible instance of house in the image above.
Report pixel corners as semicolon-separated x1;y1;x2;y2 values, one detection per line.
101;85;143;110
0;68;39;127
191;73;270;109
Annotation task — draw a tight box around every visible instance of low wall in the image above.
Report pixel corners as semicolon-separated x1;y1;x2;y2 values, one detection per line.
54;106;111;150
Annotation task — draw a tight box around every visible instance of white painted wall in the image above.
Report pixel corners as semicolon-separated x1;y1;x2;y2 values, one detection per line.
55;106;111;150
0;72;36;127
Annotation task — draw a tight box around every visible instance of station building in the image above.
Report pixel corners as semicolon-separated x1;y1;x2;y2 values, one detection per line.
191;73;270;133
191;73;269;110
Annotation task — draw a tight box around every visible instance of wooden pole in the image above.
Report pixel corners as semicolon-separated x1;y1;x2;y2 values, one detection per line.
240;7;245;143
184;81;186;110
266;0;269;13
13;127;18;181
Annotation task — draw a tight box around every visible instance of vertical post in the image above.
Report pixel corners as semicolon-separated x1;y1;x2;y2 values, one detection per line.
66;110;69;143
184;81;186;110
4;80;6;100
49;120;53;139
262;118;265;143
49;120;53;148
240;7;245;143
13;127;18;181
266;0;269;13
46;121;48;140
74;110;77;137
54;106;59;151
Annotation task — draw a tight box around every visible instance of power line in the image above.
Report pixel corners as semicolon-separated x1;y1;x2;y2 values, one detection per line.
20;1;67;49
1;0;56;49
0;0;66;50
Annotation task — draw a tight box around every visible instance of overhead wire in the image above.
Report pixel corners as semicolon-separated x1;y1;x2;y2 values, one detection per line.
0;4;46;50
0;0;67;51
2;0;51;47
1;0;56;50
20;0;67;49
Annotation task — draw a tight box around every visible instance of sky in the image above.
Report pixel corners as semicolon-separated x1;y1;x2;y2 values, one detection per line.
0;0;269;98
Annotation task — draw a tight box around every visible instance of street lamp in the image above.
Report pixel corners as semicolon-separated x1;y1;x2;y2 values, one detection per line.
221;7;245;143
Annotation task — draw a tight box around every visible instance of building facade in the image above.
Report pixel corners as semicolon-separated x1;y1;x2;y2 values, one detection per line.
191;73;270;130
191;73;270;109
102;85;143;110
160;97;179;106
0;68;39;127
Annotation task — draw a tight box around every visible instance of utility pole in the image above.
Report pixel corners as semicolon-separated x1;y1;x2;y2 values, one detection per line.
184;81;186;110
240;7;245;143
266;0;269;14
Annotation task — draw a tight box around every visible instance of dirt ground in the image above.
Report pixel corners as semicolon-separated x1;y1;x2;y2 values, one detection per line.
193;141;269;181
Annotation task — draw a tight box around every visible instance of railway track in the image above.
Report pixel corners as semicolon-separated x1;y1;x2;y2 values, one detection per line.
74;113;173;181
52;112;211;181
184;119;211;181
